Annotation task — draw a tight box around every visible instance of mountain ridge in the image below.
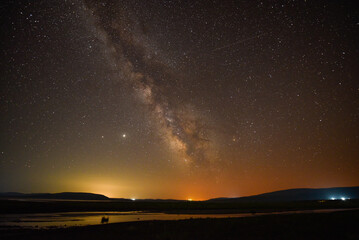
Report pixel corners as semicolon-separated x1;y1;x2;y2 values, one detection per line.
0;192;109;200
1;186;359;201
207;186;359;202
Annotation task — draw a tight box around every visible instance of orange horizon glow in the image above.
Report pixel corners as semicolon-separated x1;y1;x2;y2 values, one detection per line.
16;169;358;200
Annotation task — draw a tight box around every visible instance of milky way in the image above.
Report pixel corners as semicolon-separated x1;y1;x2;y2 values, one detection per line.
83;1;216;168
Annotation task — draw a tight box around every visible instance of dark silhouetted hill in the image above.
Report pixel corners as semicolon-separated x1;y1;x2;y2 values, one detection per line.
2;186;359;202
0;192;109;200
208;187;359;202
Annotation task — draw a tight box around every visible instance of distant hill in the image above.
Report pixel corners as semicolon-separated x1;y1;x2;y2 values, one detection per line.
0;192;109;200
2;186;359;202
208;187;359;202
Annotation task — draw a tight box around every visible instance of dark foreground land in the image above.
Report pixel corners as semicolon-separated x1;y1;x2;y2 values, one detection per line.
1;210;359;240
1;199;359;214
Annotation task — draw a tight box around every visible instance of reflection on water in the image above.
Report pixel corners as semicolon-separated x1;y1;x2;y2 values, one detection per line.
0;208;355;229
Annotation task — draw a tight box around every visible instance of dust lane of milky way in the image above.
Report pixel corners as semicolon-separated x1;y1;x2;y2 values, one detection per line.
83;1;218;169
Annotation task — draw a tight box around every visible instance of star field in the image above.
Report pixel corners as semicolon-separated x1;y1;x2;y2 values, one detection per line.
0;0;358;199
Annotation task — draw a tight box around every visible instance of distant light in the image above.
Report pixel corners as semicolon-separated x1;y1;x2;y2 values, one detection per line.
341;197;346;201
131;198;136;201
188;198;192;201
122;134;126;138
331;197;336;200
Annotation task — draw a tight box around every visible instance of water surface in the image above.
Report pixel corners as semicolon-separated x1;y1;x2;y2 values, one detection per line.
0;208;355;229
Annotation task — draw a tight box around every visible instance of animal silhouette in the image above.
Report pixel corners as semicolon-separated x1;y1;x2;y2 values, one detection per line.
101;216;109;224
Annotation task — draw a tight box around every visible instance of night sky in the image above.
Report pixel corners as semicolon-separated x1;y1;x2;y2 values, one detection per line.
1;0;358;200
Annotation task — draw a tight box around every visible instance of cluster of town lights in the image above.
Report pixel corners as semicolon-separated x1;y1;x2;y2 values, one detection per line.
330;197;350;201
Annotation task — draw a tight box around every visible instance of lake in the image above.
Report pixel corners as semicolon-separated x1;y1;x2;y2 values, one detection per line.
0;208;355;229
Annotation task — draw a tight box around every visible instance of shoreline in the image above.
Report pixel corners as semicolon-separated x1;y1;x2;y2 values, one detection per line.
1;198;358;214
1;209;358;240
1;207;358;230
